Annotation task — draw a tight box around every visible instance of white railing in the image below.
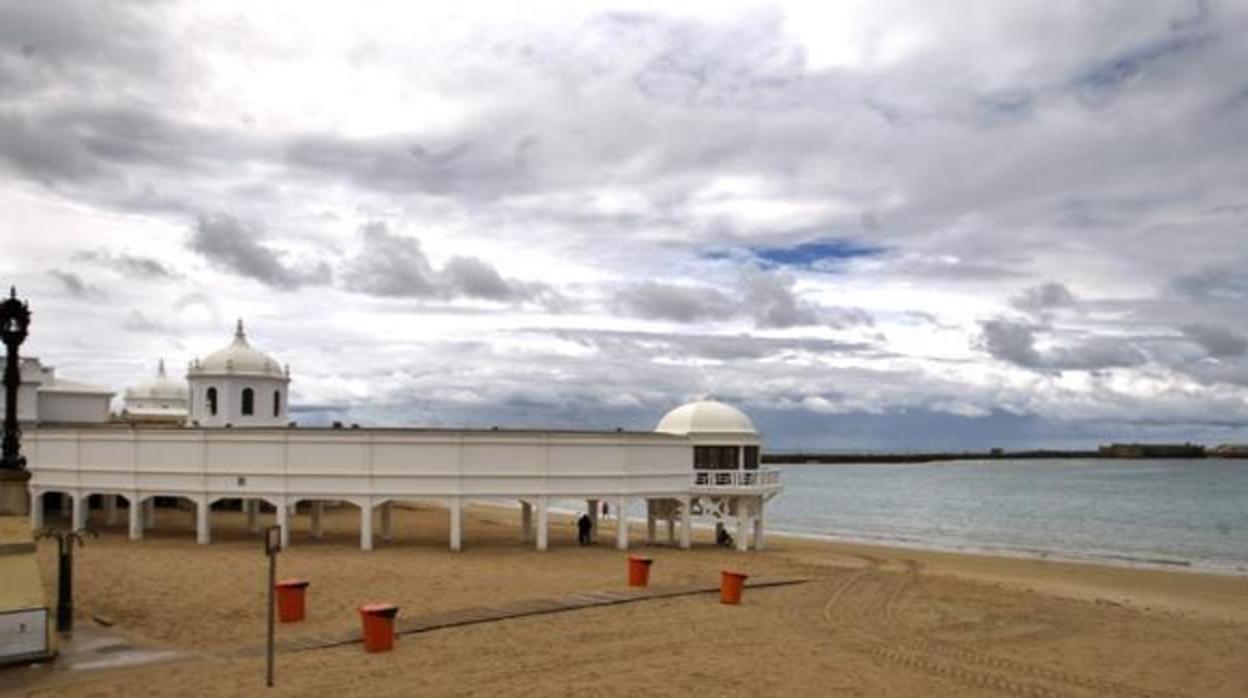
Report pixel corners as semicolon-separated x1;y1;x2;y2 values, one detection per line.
692;468;780;488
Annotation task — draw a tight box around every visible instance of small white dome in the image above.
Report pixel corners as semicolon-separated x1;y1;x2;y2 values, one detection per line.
189;320;286;379
125;359;189;401
655;399;757;436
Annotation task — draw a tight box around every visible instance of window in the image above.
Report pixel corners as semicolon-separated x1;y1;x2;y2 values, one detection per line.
694;446;740;470
206;387;218;416
744;446;760;470
273;390;281;417
241;388;255;416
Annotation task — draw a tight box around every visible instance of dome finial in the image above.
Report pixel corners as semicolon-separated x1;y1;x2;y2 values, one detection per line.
157;358;166;378
234;318;246;342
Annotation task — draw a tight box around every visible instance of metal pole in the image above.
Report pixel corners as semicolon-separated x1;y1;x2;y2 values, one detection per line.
266;525;280;688
57;540;72;632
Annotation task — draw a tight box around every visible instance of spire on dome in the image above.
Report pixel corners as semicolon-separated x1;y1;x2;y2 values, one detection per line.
157;358;166;378
234;319;247;344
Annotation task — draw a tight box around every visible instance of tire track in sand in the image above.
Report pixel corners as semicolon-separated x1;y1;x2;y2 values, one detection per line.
820;558;1184;698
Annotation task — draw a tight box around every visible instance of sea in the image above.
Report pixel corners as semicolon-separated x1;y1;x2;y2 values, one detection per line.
763;459;1248;575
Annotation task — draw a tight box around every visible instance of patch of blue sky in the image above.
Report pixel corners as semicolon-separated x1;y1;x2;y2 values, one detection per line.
750;239;886;270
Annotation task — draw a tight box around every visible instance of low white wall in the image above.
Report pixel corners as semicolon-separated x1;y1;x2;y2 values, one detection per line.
36;393;111;424
26;426;695;505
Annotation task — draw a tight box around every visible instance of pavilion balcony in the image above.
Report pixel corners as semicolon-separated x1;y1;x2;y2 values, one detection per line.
692;468;781;489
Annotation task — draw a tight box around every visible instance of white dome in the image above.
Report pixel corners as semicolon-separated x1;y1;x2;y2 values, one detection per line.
189;320;286;379
655;399;757;436
125;359;189;401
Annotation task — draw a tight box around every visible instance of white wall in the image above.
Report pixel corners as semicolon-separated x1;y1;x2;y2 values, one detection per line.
189;376;287;427
37;393;111;423
27;427;695;504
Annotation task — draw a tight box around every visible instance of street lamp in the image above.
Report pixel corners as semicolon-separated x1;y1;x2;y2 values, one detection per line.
1;285;32;471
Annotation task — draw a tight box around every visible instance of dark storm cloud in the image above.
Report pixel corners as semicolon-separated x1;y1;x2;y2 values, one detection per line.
189;215;327;290
342;222;549;303
1180;324;1248;358
1171;263;1248;302
978;319;1147;372
1011;282;1078;315
47;269;103;299
618;269;872;330
72;249;179;280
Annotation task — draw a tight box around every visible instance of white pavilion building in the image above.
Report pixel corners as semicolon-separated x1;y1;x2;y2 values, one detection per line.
24;322;781;552
121;359;189;424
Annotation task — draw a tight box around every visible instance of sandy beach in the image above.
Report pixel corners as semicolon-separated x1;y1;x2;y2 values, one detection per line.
3;502;1246;697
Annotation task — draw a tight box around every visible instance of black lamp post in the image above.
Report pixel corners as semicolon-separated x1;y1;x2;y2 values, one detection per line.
1;286;31;471
36;527;97;633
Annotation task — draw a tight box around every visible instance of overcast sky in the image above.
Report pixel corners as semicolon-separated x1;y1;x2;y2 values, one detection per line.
3;0;1247;450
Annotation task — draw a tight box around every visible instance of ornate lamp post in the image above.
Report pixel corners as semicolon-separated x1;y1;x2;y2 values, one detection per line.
0;286;32;515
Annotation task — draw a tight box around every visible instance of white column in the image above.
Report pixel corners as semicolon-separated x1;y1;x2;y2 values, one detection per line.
105;494;119;526
277;500;291;550
520;501;533;542
615;496;629;551
196;497;211;545
753;498;765;551
380;502;393;542
679;496;692;550
645;500;655;545
128;495;143;540
449;496;463;552
310;501;324;540
359;499;373;552
30;490;44;531
587;499;599;544
667;512;676;545
735;499;749;552
144;498;156;529
535;497;549;551
71;492;88;531
246;499;259;533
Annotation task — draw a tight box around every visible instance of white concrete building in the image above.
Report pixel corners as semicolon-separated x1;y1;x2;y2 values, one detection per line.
122;359;189;424
187;320;289;427
0;357;112;424
24;323;781;553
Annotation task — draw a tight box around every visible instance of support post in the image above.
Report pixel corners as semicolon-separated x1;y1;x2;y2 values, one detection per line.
105;494;118;526
735;499;749;552
380;501;392;542
277;500;290;550
667;511;676;545
359;500;373;552
615;496;629;551
587;498;599;544
535;496;548;551
144;498;155;529
645;500;655;545
753;497;765;551
246;499;259;533
30;490;43;531
679;496;692;550
71;492;87;531
196;496;211;545
449;496;462;552
310;501;323;540
128;495;143;540
520;500;533;542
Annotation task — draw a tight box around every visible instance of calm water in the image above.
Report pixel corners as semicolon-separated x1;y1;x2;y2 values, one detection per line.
765;459;1248;574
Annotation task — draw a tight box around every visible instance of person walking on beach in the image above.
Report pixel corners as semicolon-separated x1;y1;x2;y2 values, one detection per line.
577;513;592;545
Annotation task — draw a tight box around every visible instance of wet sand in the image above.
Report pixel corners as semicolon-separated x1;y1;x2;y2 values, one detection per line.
4;502;1246;697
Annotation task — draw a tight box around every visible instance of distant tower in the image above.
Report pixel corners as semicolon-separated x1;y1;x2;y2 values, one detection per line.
186;320;289;427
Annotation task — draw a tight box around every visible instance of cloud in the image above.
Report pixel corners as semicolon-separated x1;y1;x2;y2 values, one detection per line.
342;222;551;303
72;249;179;280
189;215;327;289
617;281;736;323
1181;324;1248;358
1011;282;1078;314
977;319;1147;372
47;269;103;299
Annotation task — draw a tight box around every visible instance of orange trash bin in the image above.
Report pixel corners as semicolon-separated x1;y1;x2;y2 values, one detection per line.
627;555;653;587
275;579;310;623
720;570;748;605
359;603;400;653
